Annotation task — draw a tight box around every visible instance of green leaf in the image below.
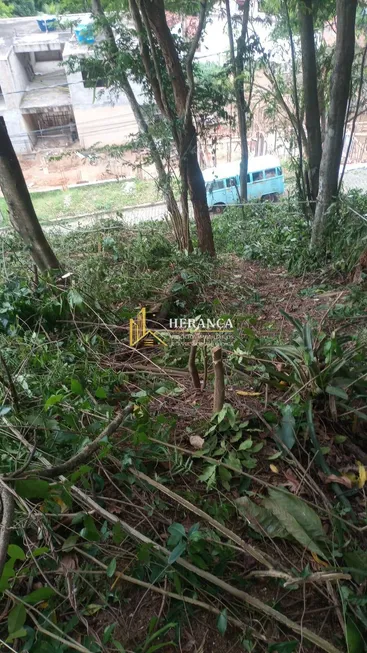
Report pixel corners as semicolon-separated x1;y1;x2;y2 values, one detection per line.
95;387;108;399
344;550;367;583
198;464;217;487
70;378;84;395
217;406;228;424
44;394;64;410
167;523;186;547
217;609;227;636
277;405;296;450
112;522;126;545
67;288;83;309
218;465;232;490
334;435;347;444
264;488;327;557
8;544;26;561
81;515;100;542
168;541;186;564
15;479;50;499
24;587;56;604
346;618;365;653
267;451;283;460
32;546;50;557
225;451;242;471
8;603;26;634
112;640;127;652
238;438;253;451
6;627;27;643
84;604;103;616
235;496;288;539
106;558;117;578
62;535;79;552
187;523;200;540
326;385;348;400
0;559;15;592
268;642;298;653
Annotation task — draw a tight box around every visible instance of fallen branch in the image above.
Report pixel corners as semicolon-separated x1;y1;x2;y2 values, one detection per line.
40;406;132;479
0;485;15;581
212;346;225;413
128;466;275;569
202;344;208;390
9;425;343;652
0;352;19;413
76;548;266;641
188;341;201;390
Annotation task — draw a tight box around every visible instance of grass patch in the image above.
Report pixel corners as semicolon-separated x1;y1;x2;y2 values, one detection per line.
0;178;161;224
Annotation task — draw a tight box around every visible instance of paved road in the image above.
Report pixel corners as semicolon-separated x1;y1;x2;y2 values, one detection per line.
1;165;367;236
342;164;367;193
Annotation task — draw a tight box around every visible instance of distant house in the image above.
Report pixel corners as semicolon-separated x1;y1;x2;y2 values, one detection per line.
0;13;143;153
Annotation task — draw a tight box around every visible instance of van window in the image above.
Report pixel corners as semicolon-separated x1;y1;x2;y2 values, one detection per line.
265;168;276;178
277;167;283;176
252;171;264;182
212;179;225;191
247;174;251;183
226;177;237;188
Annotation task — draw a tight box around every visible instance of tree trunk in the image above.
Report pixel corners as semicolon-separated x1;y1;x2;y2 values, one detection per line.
140;0;215;256
298;0;322;205
311;0;358;249
0;118;60;272
91;0;187;250
225;0;249;202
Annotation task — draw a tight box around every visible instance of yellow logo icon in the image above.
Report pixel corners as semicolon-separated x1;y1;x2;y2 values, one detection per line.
129;307;167;348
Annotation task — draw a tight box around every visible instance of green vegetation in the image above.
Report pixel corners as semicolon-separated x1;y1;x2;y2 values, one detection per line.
0;179;161;225
1;193;367;651
213;190;367;275
0;0;367;648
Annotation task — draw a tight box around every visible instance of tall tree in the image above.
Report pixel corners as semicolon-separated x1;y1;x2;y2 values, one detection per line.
225;0;250;202
311;0;358;248
298;0;322;205
90;0;188;250
0;118;60;272
131;0;216;256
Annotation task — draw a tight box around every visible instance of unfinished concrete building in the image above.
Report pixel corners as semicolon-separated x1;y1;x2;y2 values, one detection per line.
0;14;139;154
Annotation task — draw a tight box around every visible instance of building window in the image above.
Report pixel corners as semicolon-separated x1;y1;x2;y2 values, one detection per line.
252;171;264;182
35;50;62;62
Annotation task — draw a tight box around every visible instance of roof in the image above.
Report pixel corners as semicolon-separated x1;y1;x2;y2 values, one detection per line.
202;155;281;181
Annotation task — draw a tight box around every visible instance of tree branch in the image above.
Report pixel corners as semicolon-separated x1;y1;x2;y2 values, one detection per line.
184;0;208;128
0;484;15;580
212;346;225;414
40;406;132;479
188;342;201;390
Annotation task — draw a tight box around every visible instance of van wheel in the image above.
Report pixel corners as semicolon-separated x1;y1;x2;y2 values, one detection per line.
213;203;225;214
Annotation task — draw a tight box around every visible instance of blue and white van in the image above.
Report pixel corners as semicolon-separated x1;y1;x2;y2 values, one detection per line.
203;155;285;213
